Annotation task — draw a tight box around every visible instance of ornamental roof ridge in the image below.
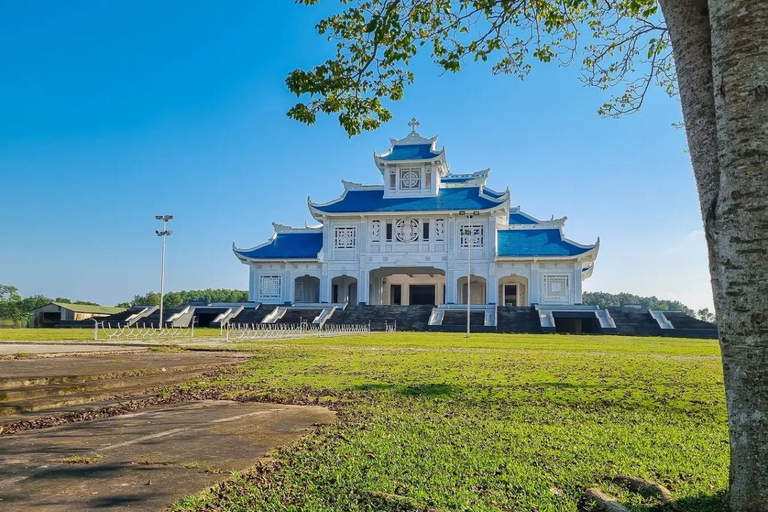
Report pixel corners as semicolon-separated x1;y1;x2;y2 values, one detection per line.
388;131;437;147
341;180;384;191
272;222;322;234
442;168;491;188
502;215;568;229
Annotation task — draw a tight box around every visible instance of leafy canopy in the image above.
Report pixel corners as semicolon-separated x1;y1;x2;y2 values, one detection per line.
287;0;673;136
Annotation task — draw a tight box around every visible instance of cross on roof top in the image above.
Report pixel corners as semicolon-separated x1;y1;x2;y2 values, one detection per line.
408;117;420;133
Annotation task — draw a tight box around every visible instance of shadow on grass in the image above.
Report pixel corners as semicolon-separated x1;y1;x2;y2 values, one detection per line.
643;493;725;512
353;382;461;396
585;492;726;512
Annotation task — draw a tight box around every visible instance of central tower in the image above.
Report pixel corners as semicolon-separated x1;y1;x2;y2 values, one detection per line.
374;117;449;198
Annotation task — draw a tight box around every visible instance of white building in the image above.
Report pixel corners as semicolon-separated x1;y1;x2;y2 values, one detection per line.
234;120;599;308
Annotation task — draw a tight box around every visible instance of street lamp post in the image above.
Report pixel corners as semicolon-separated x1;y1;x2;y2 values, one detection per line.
155;215;173;326
459;210;480;338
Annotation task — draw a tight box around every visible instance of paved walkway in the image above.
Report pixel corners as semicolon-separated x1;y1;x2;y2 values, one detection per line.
0;351;248;381
0;343;148;356
0;401;335;511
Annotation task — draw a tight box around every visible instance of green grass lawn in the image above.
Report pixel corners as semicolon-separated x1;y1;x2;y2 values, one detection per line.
170;332;727;512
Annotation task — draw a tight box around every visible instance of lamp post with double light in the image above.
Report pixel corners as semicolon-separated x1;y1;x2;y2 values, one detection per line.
155;215;173;326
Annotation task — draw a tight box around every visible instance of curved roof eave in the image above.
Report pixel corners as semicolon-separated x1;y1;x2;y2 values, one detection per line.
373;148;446;167
232;239;322;263
310;203;508;216
495;234;599;260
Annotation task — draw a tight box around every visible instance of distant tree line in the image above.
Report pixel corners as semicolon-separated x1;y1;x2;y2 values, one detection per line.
3;282;714;326
582;291;692;317
121;289;248;309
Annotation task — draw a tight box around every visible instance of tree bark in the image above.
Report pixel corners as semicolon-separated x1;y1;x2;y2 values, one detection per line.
707;0;768;510
661;0;768;509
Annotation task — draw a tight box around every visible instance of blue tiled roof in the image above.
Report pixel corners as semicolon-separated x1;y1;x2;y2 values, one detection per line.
381;144;441;161
508;211;541;224
484;188;506;199
235;232;322;259
497;229;594;257
311;187;505;214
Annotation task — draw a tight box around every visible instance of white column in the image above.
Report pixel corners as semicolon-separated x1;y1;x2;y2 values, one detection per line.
249;265;257;301
287;269;295;304
530;264;540;304
445;270;457;304
487;273;499;304
320;270;330;303
573;261;583;304
359;269;369;305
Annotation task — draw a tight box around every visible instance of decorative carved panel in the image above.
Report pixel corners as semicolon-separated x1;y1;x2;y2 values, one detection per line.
460;224;484;248
543;275;569;301
334;227;356;249
395;219;420;243
260;276;281;298
371;220;381;242
435;219;445;241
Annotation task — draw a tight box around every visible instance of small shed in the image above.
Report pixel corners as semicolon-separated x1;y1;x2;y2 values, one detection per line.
28;302;127;328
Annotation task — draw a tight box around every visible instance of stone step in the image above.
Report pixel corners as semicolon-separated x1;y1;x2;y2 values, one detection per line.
274;309;322;325
229;306;273;326
605;308;662;336
442;311;484;326
496;307;541;333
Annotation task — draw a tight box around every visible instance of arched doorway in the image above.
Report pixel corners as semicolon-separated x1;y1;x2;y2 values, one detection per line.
368;267;446;305
498;275;528;306
331;275;358;305
294;275;320;303
457;275;487;304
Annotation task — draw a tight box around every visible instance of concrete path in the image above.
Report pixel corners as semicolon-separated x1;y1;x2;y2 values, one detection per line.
0;400;336;511
0;343;148;356
0;351;248;382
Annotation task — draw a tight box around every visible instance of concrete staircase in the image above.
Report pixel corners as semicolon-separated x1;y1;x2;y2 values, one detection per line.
134;306;187;327
441;311;484;327
273;309;322;325
324;305;433;331
660;311;718;338
605;307;662;336
229;306;273;326
496;306;541;333
0;352;246;426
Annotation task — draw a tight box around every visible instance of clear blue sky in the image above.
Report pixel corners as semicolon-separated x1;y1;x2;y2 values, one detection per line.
0;1;713;310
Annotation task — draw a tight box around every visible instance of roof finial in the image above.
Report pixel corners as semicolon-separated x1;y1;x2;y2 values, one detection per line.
408;117;420;134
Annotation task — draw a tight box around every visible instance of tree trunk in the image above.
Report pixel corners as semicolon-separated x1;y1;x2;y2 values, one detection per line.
661;0;768;509
707;0;768;509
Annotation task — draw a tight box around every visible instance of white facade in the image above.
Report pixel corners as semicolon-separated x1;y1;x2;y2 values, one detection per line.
234;121;599;306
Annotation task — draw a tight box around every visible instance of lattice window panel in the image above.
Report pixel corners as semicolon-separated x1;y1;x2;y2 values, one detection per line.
334;227;356;249
370;221;381;242
459;224;484;248
260;276;282;299
543;275;569;301
434;219;445;241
